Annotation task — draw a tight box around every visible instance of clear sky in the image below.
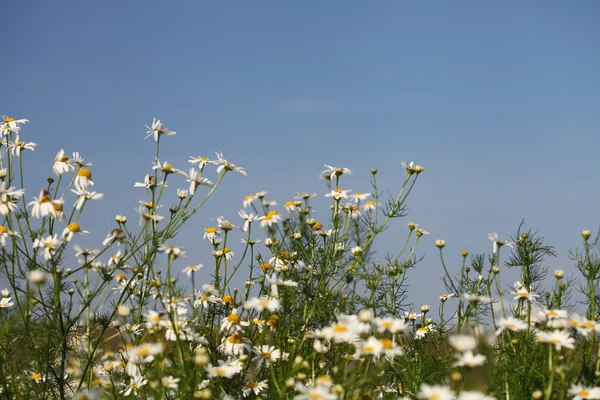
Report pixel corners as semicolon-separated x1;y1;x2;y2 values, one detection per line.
3;1;600;309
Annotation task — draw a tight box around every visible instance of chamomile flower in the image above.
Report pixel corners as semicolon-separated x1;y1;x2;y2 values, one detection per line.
186;168;214;195
244;296;281;312
29;190;63;218
402;161;425;175
352;192;371;202
158;243;186;259
188;156;213;168
513;282;538;302
145;118;176;142
488;232;515;254
321;164;352;180
253;345;281;367
243;194;256;208
1;116;29;132
74;168;94;191
218;333;250;356
215;151;246;175
8;135;36;156
153;159;180;175
134;174;161;189
373;317;408;333
137;205;164;226
220;309;250;333
294;382;338;400
53;149;74;175
0;297;14;309
458;392;498;400
62;222;89;241
72;152;93;167
161;375;180;391
0;225;19;247
537;330;575;350
205;358;243;379
183;264;203;277
454;351;487;368
122;376;148;396
238;210;258;231
325;189;351;201
568;384;600;400
33;234;62;259
417;384;454;400
495;317;528;336
260;210;281;228
71;187;103;210
213;247;234;260
102;228;126;246
243;380;268;397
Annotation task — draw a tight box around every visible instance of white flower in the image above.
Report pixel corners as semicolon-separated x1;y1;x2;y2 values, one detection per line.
7;134;36;156
61;222;89;242
294;382;337;400
161;375;180;390
259;210;281;228
458;392;497;400
454;351;487;368
449;335;478;352
27;269;50;285
0;225;19;247
238;209;258;232
243;380;268;397
186;168;214;195
495;317;528;336
244;297;280;312
373;317;408;333
183;264;203;277
537;330;575;350
158;243;186;259
53;149;74;175
205;358;243;379
220;309;250;333
29;190;63;218
134;174;162;189
321;164;352;180
568;384;600;400
121;375;148;396
215;151;246;175
145;118;176;142
252;345;281;367
417;384;454;400
325;189;351;201
1;116;29;133
188;156;213;168
33;234;62;260
488;232;515;254
402;161;425;175
0;297;14;309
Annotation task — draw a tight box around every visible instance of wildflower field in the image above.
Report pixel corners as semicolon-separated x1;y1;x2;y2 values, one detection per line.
1;116;599;400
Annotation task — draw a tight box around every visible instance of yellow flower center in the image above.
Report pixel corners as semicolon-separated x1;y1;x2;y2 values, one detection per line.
77;168;92;178
260;262;271;270
17;141;25;146
222;247;231;254
222;294;234;303
246;382;257;389
0;226;8;234
261;352;271;359
136;347;150;357
206;227;217;233
227;314;240;324
244;194;254;201
228;334;243;344
53;203;63;212
379;338;393;349
382;321;393;328
333;325;348;333
313;221;323;230
67;222;81;232
579;390;590;396
284;201;294;208
40;196;52;204
59;156;69;162
4;118;15;123
31;373;41;380
216;368;227;376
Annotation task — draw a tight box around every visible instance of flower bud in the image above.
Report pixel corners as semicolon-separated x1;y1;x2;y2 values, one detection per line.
582;230;591;241
554;269;565;279
435;239;445;248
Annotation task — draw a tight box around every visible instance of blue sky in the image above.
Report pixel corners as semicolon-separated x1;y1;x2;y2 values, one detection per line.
3;1;600;308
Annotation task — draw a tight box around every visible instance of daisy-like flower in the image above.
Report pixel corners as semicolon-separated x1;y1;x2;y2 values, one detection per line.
439;293;456;302
186;168;214;195
1;116;29;133
205;358;243;379
568;384;600;400
158;243;186;259
145;118;176;142
294;382;338;400
74;168;94;191
27;269;50;285
495;317;528;336
220;309;250;333
260;210;281;228
215;151;247;175
0;225;19;247
537;329;576;350
295;191;316;200
463;293;492;304
357;336;384;357
488;232;515;254
402;161;425;175
53;149;74;175
324;189;351;201
238;210;258;232
153;159;180;175
72;151;93;167
29;190;63;218
161;375;180;391
252;345;281;367
539;308;569;320
244;296;281;312
513;282;538;302
62;222;89;242
33;234;62;260
373;317;408;334
449;335;478;352
0;297;14;309
0;182;25;212
243;194;256;208
134;174;162;189
188;156;213;168
362;200;376;211
102;228;126;247
203;226;219;241
218;333;250;356
71;187;103;210
417;384;454;400
352;192;371;202
137;205;164;226
319;315;368;344
243;380;268;398
7;135;36;156
122;375;148;396
183;263;203;277
213;247;234;260
321;164;352;180
454;351;487;368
